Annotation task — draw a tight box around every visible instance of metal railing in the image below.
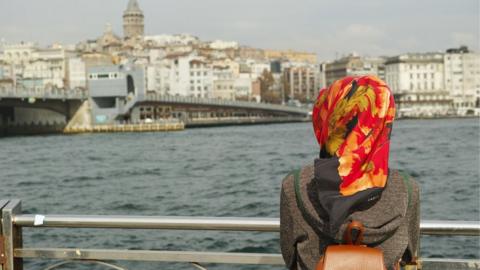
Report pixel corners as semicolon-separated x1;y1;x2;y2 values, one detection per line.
0;87;309;116
0;87;87;100
144;93;310;116
1;199;480;270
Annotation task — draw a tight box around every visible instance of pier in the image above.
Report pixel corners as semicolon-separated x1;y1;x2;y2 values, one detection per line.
1;199;479;270
64;121;185;134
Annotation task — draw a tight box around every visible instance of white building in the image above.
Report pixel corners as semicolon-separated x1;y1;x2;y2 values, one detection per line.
146;52;213;98
67;57;87;90
0;43;73;90
2;42;37;66
212;66;235;100
444;47;480;116
323;54;386;86
385;53;451;117
144;34;199;47
283;65;319;102
233;77;254;99
209;40;238;50
247;60;271;79
22;47;68;89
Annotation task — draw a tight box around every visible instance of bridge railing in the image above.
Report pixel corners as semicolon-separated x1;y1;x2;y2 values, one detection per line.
144;92;310;115
1;199;479;270
0;87;87;100
0;87;309;115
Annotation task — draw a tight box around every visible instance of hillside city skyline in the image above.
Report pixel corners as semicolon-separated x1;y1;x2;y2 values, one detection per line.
1;0;478;61
0;0;478;122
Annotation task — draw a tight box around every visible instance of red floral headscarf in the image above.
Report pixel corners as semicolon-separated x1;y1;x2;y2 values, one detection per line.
312;75;396;196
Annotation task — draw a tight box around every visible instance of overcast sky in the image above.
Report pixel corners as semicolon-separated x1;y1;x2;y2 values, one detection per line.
1;0;478;61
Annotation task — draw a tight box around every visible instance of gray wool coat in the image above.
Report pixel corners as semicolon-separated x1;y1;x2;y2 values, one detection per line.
280;164;420;270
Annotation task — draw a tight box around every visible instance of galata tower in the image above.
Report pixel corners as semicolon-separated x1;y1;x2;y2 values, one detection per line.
123;0;144;39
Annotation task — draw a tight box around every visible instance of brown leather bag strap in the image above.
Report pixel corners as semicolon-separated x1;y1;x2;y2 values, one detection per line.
343;220;365;245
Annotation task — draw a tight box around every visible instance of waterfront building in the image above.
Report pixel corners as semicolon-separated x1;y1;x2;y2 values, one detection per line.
233;77;255;101
1;42;37;66
264;49;317;64
283;65;319;102
323;54;386;86
76;39;101;53
22;47;68;89
66;57;87;90
97;24;123;53
318;62;329;89
0;60;13;80
1;42;38;79
251;79;261;102
146;52;213;98
444;46;480;116
82;53;116;68
123;0;145;40
385;52;451;117
144;34;200;47
212;66;235;100
248;60;271;79
212;58;240;77
237;47;266;61
236;64;257;100
0;78;14;92
209;40;239;50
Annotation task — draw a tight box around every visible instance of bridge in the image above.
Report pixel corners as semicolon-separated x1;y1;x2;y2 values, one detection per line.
0;87;310;135
0;87;87;135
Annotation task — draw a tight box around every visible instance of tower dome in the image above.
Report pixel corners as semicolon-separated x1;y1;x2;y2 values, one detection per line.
123;0;144;39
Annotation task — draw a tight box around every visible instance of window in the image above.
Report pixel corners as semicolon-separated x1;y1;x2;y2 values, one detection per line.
190;86;194;90
190;72;194;76
197;72;201;76
204;86;208;90
197;86;201;90
98;73;109;79
204;72;207;76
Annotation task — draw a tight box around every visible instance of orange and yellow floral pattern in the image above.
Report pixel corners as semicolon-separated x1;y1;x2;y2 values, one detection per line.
312;75;395;196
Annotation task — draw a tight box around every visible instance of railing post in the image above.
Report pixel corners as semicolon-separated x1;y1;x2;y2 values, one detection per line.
1;200;22;270
0;200;10;270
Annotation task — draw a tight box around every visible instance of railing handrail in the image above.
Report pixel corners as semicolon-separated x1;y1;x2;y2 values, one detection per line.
2;200;480;269
12;214;480;236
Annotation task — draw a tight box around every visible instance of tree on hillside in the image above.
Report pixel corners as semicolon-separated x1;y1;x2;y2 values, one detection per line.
259;69;281;104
